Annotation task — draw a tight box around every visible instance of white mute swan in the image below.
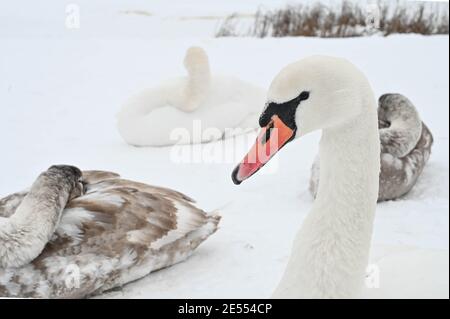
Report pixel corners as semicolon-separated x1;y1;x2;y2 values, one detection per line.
117;46;266;146
0;165;220;298
310;93;434;201
232;56;448;299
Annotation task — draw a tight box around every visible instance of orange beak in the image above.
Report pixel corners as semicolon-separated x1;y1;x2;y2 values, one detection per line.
232;115;295;185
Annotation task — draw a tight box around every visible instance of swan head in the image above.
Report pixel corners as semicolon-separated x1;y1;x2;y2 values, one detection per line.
232;56;368;184
47;165;85;200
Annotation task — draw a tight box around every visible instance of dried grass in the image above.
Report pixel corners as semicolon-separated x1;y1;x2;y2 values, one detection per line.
216;1;449;38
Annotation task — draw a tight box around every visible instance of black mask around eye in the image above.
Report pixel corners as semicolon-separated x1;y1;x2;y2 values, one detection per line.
259;91;310;129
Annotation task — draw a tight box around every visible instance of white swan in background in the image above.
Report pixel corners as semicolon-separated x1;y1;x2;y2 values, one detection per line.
117;46;266;146
310;93;434;201
0;165;220;298
232;56;449;299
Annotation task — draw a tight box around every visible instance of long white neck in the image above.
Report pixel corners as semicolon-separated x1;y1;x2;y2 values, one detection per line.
273;95;380;298
0;174;71;268
180;50;211;112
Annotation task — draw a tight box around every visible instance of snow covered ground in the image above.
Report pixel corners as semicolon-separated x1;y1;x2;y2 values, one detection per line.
0;1;448;298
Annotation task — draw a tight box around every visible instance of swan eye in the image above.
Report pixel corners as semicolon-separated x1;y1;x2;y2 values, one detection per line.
299;91;310;101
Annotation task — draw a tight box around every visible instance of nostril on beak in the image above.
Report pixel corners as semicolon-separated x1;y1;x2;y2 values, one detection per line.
261;121;275;145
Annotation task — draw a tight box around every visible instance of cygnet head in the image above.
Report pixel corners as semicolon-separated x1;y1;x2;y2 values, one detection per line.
183;46;210;77
46;165;85;200
232;56;370;184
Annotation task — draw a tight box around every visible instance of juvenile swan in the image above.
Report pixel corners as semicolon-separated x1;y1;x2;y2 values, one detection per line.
117;46;266;146
0;165;220;298
309;93;434;201
232;56;448;298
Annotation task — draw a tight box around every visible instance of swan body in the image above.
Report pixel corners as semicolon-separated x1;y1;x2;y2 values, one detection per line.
232;56;448;299
117;47;266;146
0;166;220;298
310;93;434;201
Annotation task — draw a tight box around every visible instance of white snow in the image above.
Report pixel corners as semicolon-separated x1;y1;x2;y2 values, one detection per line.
0;0;448;298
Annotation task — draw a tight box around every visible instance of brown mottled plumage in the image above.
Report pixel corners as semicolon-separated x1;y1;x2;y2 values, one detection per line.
0;169;220;298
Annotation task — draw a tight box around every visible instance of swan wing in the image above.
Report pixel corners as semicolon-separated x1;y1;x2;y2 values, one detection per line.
55;177;209;250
